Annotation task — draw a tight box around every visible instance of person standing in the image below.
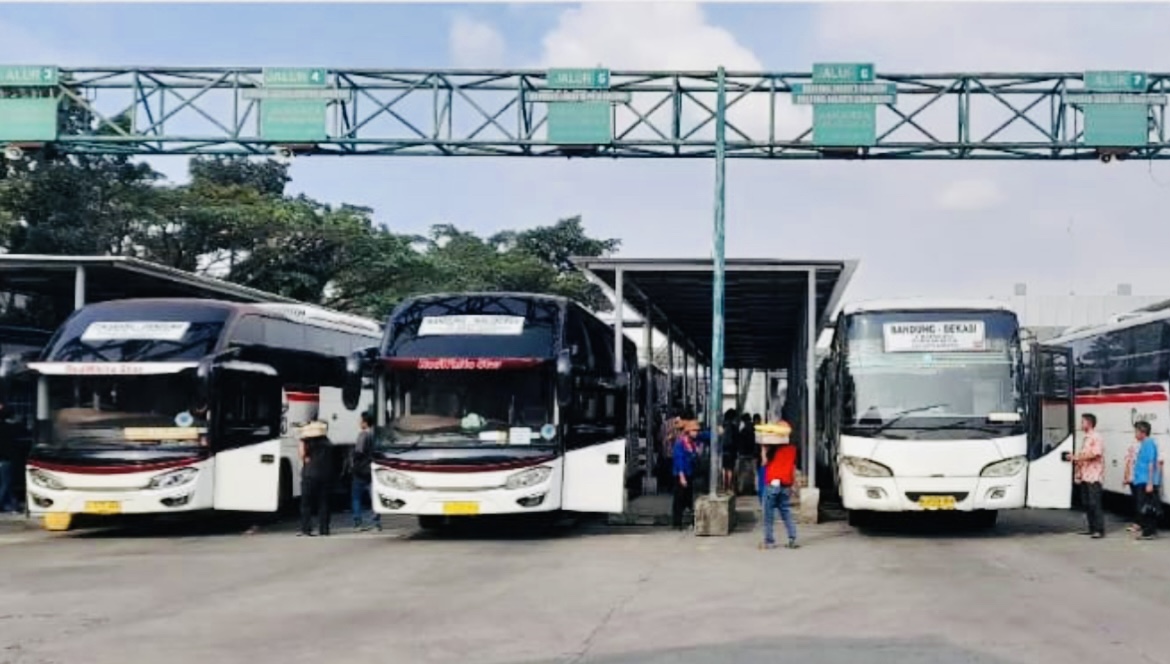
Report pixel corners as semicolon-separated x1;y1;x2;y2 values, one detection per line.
0;402;15;513
671;420;699;530
298;421;334;537
1071;413;1105;538
758;423;799;550
350;413;381;532
1131;420;1161;541
720;409;738;495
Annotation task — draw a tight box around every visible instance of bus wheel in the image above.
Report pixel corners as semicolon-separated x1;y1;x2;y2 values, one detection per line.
846;510;870;528
278;462;294;514
971;510;998;530
417;515;444;531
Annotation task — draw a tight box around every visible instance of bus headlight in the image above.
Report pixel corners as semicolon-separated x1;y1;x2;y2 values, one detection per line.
375;468;417;491
840;456;893;478
28;468;65;491
146;468;199;490
504;466;552;490
980;456;1026;478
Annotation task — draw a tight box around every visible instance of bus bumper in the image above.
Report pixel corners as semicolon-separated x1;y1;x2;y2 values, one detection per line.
839;471;1026;512
371;463;563;517
25;465;215;518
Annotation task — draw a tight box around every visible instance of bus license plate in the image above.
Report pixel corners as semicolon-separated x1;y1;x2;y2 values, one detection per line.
84;501;122;515
918;495;956;511
442;502;480;516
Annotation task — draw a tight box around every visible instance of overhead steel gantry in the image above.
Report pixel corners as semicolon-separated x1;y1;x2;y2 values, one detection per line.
9;67;1170;159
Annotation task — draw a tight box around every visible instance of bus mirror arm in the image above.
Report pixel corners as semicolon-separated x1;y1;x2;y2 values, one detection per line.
342;350;366;411
556;350;573;409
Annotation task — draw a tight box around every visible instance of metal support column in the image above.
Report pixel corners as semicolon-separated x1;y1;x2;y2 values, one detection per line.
805;269;818;488
666;332;674;409
73;265;86;310
613;269;624;374
643;309;656;492
707;65;727;498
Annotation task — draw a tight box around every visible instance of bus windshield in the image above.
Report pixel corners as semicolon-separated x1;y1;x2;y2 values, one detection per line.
383;368;555;448
41;373;208;449
842;310;1024;439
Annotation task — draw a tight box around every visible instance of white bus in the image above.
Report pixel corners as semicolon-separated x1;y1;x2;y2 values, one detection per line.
817;299;1074;528
1045;307;1170;508
342;292;638;530
6;298;381;528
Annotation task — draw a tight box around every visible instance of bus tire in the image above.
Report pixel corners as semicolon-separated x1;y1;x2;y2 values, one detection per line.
846;509;870;528
278;461;294;514
971;510;998;530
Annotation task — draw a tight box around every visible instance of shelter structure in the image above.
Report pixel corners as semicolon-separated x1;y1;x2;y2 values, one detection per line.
572;257;857;490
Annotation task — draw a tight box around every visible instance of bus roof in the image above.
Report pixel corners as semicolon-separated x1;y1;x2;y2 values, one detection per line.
393;291;571;307
76;298;382;336
1046;307;1170;344
841;298;1015;316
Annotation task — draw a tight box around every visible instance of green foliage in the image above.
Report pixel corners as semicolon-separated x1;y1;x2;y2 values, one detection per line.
0;150;620;321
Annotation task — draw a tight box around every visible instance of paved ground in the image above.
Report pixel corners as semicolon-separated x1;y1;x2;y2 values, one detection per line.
1;503;1168;664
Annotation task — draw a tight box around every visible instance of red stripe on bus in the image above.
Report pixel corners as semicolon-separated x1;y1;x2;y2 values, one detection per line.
375;454;557;474
1076;393;1169;405
28;456;205;475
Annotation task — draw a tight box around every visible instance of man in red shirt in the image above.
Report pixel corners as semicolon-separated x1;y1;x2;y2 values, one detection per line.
758;423;799;550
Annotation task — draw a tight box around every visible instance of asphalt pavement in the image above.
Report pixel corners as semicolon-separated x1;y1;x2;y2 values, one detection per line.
0;505;1168;664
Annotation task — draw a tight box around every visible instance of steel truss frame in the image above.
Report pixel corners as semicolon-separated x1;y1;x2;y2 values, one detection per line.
9;67;1170;159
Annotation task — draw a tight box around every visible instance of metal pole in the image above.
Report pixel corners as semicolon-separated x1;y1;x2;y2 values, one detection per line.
73;265;86;310
805;269;818;488
708;65;727;498
666;331;674;408
643;310;655;492
613;269;624;374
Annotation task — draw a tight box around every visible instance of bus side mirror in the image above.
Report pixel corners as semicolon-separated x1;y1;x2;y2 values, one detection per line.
556;350;573;409
195;357;216;406
342;351;365;411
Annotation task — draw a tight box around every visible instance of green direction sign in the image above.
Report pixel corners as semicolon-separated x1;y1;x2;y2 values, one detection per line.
0;99;60;141
0;65;59;87
0;65;60;141
544;68;614;145
1070;70;1162;147
259;67;329;142
797;62;890;147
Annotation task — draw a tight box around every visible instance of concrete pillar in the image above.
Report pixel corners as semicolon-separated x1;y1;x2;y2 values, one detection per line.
613;269;624;374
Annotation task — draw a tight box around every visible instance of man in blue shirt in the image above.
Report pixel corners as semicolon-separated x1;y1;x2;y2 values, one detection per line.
1131;420;1161;540
671;421;699;530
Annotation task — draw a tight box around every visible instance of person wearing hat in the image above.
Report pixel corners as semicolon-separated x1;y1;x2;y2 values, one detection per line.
671;419;701;530
757;421;799;550
298;420;334;537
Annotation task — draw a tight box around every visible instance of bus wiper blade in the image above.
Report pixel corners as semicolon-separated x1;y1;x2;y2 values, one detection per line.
871;404;950;435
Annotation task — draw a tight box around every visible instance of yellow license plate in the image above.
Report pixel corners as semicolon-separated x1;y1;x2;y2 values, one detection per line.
918;495;956;511
84;501;122;515
442;501;480;516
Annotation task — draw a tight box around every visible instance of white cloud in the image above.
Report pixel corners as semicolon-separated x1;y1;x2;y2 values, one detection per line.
449;14;507;68
934;179;1003;212
536;2;809;141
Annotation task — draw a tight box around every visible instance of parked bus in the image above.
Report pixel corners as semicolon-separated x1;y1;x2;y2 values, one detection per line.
1045;307;1170;508
817;299;1074;528
6;298;382;527
341;292;638;529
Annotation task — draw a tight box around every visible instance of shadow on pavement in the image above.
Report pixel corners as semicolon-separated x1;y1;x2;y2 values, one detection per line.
529;636;1016;664
848;508;1090;540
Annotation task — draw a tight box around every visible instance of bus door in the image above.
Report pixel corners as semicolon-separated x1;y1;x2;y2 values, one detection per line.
1025;344;1075;509
562;439;627;513
212;367;283;512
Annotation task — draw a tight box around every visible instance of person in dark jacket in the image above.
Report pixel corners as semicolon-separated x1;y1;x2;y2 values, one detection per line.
298;421;334;537
671;420;700;530
350;412;381;532
720;409;738;494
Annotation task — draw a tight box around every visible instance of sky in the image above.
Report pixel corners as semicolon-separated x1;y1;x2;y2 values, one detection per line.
2;2;1170;303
